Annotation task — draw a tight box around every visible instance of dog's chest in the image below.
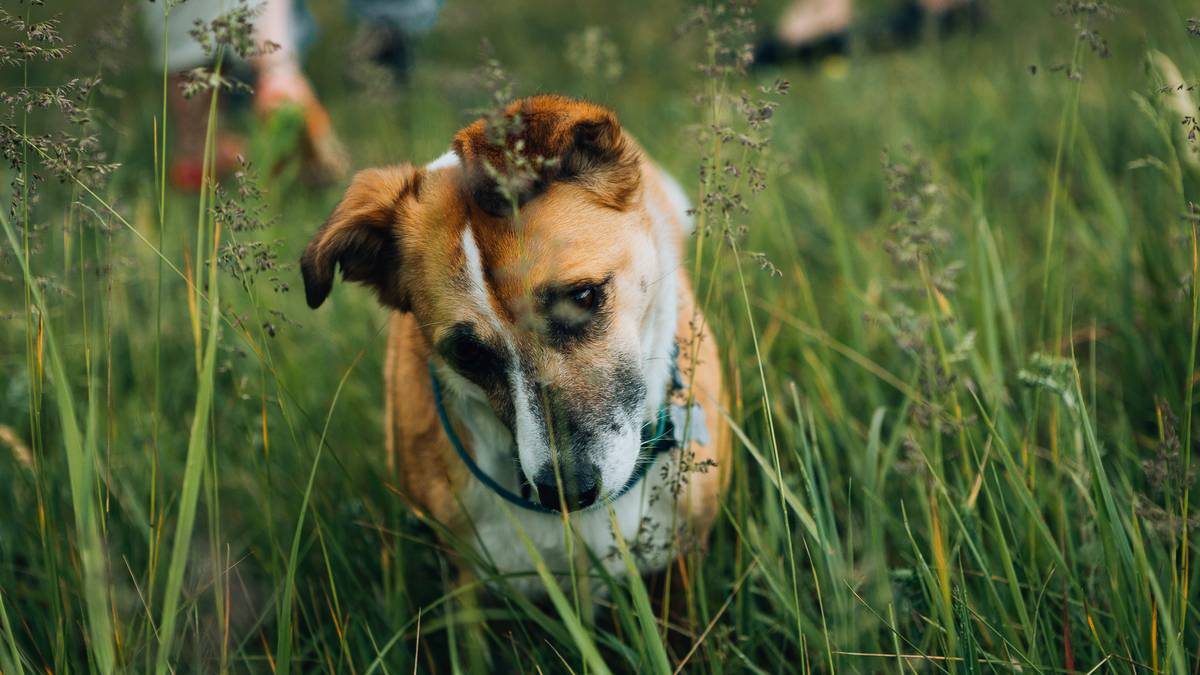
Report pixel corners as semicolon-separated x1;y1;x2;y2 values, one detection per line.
459;452;687;594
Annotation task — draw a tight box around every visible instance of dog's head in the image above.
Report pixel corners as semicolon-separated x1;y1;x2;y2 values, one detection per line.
301;96;669;511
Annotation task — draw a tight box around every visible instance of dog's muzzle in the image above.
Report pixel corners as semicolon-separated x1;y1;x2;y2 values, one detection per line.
527;462;602;510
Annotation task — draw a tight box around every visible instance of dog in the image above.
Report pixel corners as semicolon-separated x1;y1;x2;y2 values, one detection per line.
301;95;729;594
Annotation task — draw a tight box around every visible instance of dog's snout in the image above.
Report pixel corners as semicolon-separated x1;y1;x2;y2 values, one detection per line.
533;462;601;511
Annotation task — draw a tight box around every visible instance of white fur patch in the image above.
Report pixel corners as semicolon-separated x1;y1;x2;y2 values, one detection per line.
460;449;679;596
658;165;694;235
426;149;460;171
510;369;547;487
459;224;495;324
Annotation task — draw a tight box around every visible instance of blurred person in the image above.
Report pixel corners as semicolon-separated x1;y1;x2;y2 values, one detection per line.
146;0;441;190
755;0;979;65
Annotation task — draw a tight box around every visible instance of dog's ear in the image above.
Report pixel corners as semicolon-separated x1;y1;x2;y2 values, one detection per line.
453;95;641;216
300;165;422;311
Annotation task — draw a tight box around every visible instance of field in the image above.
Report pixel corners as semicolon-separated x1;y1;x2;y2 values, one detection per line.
2;0;1200;672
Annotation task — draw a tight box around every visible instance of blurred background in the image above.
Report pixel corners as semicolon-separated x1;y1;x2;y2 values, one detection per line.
2;0;1200;672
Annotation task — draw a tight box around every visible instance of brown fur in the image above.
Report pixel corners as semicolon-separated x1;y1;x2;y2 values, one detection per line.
454;95;642;216
300;166;423;311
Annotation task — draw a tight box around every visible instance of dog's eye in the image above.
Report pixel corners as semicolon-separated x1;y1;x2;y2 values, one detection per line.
567;286;598;312
550;284;603;326
539;281;609;348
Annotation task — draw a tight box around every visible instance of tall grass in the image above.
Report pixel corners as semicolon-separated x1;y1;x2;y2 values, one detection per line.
1;0;1199;672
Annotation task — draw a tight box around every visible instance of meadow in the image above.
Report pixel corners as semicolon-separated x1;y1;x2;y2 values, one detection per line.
2;0;1199;672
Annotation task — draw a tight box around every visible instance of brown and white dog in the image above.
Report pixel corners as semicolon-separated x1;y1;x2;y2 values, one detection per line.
301;95;729;593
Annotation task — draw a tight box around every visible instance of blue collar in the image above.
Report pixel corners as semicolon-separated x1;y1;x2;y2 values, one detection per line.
429;356;681;515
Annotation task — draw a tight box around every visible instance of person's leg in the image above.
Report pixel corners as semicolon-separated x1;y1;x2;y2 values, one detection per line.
141;0;222;75
252;0;318;119
346;0;442;34
753;0;854;66
345;0;444;78
881;0;978;48
164;73;247;190
774;0;969;47
917;0;965;11
776;0;853;47
755;0;980;66
143;0;245;190
252;0;348;182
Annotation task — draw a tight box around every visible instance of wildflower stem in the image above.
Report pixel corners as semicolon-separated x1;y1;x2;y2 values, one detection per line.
1180;220;1197;641
728;232;805;656
149;1;173;609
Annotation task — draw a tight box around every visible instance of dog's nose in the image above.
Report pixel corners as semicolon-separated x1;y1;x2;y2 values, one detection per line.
533;462;601;511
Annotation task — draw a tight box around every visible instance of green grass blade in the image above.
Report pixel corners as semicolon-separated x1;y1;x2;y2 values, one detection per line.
500;504;613;675
606;508;672;674
0;586;25;675
151;224;220;675
277;346;367;675
1;205;115;675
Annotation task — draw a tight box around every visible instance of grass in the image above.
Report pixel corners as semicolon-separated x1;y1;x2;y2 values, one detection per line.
2;0;1200;672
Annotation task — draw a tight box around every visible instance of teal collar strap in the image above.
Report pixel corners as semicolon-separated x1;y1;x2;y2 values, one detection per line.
428;352;682;515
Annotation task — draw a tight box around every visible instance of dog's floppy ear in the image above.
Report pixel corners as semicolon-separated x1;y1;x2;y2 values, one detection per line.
300;165;422;311
453;95;641;216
